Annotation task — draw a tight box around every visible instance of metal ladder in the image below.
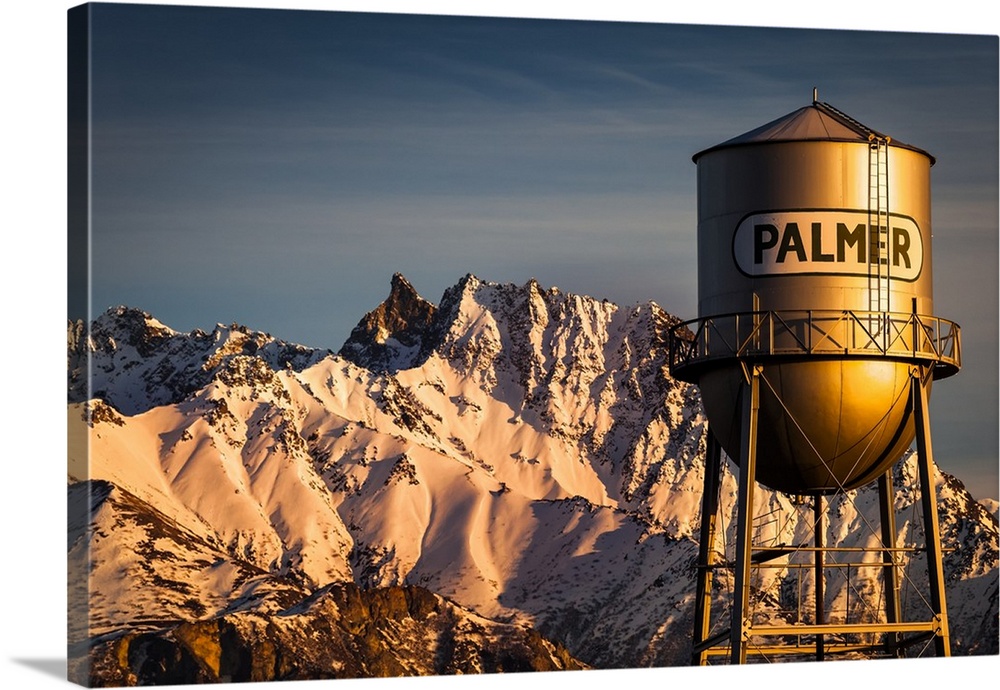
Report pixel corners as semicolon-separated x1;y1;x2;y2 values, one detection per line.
868;135;891;317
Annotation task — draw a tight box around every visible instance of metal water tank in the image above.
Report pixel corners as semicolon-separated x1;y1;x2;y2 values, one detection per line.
669;98;960;495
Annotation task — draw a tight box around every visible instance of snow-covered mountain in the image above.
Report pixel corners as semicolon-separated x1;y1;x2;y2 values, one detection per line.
68;306;330;415
68;274;999;684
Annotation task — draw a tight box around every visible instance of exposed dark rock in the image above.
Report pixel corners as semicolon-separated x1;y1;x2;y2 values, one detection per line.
339;273;440;372
84;584;587;685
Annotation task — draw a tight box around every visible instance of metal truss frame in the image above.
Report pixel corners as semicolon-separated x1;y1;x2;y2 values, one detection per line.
689;365;951;665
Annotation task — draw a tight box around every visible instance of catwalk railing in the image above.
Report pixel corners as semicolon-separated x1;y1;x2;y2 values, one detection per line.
669;310;961;381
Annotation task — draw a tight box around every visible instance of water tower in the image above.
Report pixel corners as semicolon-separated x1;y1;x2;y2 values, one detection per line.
669;94;961;664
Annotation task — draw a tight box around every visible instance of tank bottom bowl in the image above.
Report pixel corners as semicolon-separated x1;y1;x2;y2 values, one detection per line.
699;359;925;495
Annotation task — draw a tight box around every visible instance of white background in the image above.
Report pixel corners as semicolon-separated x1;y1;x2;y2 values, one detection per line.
1;1;996;689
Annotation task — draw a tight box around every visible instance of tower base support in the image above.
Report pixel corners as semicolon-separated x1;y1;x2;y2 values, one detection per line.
690;364;951;664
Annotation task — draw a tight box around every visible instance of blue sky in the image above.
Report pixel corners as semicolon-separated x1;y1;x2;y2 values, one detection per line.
77;3;998;498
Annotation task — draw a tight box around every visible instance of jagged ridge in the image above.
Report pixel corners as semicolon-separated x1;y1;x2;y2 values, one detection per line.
68;306;331;415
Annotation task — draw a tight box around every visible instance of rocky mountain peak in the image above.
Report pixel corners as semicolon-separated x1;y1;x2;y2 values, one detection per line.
339;273;440;372
388;271;421;300
68;309;329;415
89;306;178;357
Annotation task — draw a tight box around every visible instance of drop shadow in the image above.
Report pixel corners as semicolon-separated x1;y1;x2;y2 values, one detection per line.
11;657;66;681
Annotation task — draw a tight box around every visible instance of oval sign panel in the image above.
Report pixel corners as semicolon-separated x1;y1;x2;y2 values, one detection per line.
732;210;923;281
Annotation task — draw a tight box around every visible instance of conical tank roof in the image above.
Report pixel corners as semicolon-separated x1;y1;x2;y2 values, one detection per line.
693;99;935;164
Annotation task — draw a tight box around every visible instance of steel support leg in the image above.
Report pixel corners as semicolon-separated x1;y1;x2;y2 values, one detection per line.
912;369;951;657
692;429;722;666
878;471;903;657
814;495;825;661
730;366;760;664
